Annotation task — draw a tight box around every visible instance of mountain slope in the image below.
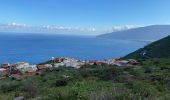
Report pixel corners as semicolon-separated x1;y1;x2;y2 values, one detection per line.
99;25;170;42
124;35;170;59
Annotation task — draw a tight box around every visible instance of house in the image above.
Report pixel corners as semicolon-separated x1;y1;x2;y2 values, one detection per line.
115;60;129;66
37;65;47;70
54;57;65;63
1;63;10;69
104;59;130;66
45;64;53;68
14;62;37;73
54;62;65;68
25;70;36;76
85;61;96;65
0;68;9;76
128;59;140;65
112;58;121;62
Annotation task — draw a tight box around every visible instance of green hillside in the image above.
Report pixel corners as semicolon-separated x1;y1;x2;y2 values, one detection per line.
1;61;170;100
124;35;170;59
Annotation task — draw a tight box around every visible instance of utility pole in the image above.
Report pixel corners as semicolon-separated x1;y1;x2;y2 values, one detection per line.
8;63;12;77
51;57;55;68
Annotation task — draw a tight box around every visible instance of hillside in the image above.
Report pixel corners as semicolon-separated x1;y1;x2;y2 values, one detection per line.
99;25;170;42
1;59;170;99
124;35;170;59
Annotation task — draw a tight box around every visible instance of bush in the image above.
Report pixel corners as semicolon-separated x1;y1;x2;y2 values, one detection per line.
128;81;160;99
0;81;20;92
55;79;68;87
23;82;38;98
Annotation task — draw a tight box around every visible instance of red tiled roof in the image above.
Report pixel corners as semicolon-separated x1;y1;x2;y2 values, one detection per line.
37;65;48;70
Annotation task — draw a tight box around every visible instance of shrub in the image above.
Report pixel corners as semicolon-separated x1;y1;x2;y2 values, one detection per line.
23;82;38;98
130;81;159;99
55;79;68;87
0;81;20;92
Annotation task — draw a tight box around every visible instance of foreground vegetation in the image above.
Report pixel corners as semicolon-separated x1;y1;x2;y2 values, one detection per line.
0;59;170;100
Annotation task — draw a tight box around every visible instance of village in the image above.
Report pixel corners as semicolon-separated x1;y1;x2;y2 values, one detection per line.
0;57;139;80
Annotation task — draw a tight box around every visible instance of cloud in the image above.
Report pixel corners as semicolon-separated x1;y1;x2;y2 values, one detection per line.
0;22;143;35
111;25;142;32
0;22;99;35
8;22;27;27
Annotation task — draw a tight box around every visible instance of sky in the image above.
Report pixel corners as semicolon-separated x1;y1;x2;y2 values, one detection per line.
0;0;170;35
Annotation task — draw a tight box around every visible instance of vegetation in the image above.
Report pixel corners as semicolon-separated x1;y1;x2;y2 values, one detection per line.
0;59;170;100
124;35;170;59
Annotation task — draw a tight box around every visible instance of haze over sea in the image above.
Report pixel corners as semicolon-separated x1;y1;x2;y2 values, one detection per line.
0;33;146;64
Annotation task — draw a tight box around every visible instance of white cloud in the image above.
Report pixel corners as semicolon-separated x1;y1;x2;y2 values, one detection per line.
11;22;17;26
0;22;99;35
111;25;142;32
8;22;27;27
0;22;143;35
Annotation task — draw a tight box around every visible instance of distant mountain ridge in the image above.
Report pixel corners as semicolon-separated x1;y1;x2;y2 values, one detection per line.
99;25;170;42
124;35;170;59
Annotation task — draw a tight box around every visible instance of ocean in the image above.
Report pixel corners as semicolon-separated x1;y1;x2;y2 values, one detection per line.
0;33;147;64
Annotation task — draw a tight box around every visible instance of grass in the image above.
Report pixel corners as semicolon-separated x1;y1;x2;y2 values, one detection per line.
0;59;170;100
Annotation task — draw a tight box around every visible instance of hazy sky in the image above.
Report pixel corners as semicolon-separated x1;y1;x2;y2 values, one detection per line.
0;0;170;34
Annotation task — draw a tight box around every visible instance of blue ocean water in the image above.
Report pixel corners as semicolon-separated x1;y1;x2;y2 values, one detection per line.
0;34;146;64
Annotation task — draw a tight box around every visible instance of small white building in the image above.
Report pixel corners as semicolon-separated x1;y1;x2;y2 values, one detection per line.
15;62;37;73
